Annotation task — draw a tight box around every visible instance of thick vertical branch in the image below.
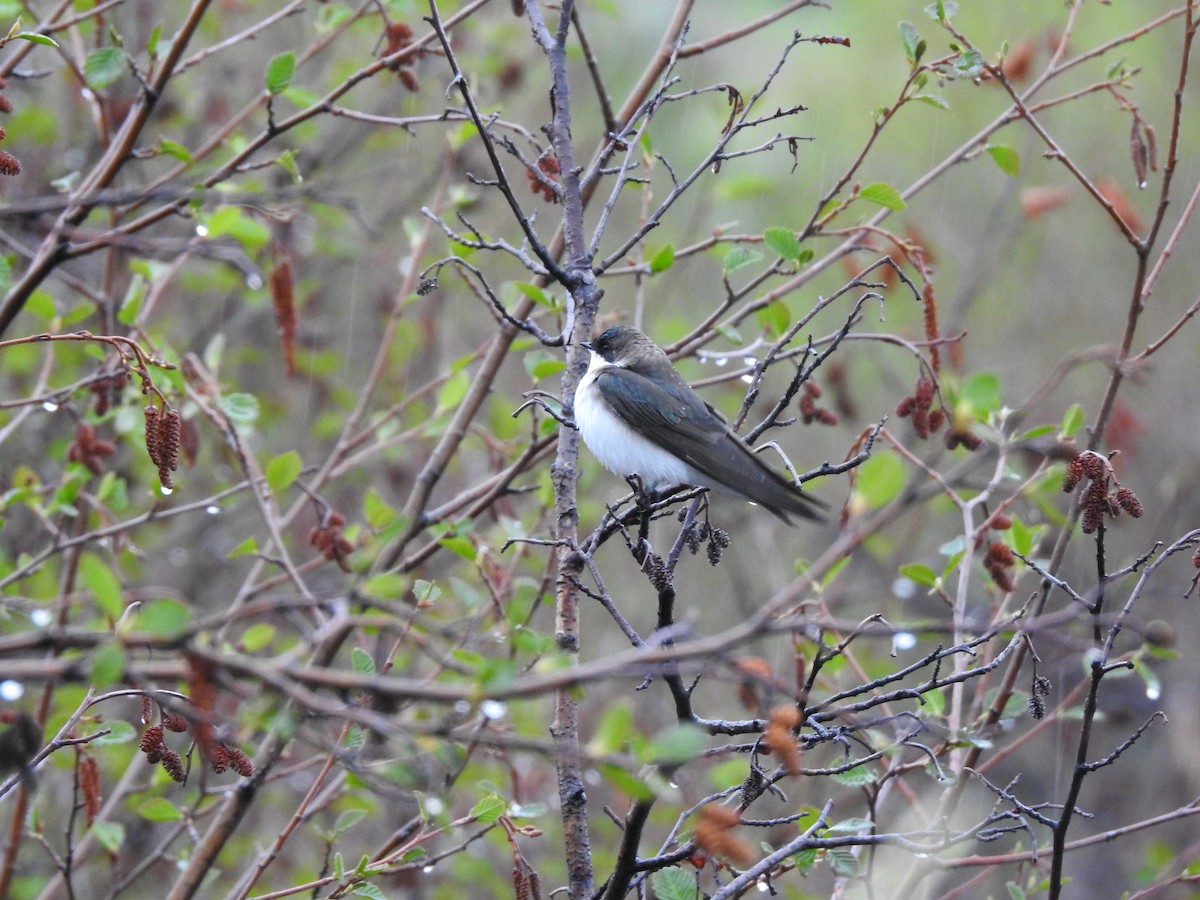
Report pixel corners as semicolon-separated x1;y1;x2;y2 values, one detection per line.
527;1;597;895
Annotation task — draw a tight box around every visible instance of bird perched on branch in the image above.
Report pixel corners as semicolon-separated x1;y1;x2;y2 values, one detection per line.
574;325;824;523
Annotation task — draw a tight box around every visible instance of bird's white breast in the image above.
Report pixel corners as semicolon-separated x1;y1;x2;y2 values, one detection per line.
574;351;694;491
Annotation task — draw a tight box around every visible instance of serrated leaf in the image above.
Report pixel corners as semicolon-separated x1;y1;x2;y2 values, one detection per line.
722;245;763;275
827;848;860;877
763;226;801;261
137;797;184;822
469;793;507;823
265;51;296;95
899;21;925;65
650;868;695;900
218;392;260;425
824;816;873;835
350;884;386;900
899;562;937;587
351;646;376;675
987;144;1020;176
649;243;675;273
363;488;396;530
925;1;958;22
860;181;906;211
830;764;877;786
84;47;125;89
265;450;302;495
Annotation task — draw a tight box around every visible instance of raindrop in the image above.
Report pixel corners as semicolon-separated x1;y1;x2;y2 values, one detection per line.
453;700;470;715
205;505;221;515
892;577;917;600
30;610;52;627
195;224;209;238
160;485;174;496
245;273;263;291
892;631;918;652
1145;684;1161;700
715;357;728;367
0;680;24;701
480;700;506;720
42;401;59;412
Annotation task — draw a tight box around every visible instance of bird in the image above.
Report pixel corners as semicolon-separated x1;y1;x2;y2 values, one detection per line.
573;325;825;523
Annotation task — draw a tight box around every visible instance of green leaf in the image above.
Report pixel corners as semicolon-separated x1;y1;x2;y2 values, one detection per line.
722;245;763;275
651;867;696;900
827;848;860;877
350;885;386;900
359;573;407;601
648;243;675;273
1060;403;1085;437
755;300;790;337
986;144;1020;176
960;371;1001;417
911;93;950;110
274;148;302;183
469;792;507;824
860;181;906;211
265;51;296;95
84;47;125;89
856;451;906;508
643;723;706;765
137;797;184;822
925;1;958;22
229;536;258;559
265;450;303;495
239;623;276;652
91;820;125;854
137;598;191;638
90;643;125;688
763;226;801;261
80;552;124;618
205;206;270;250
218;392;260;425
898;21;925;65
830;764;877;786
14;31;58;47
899;563;937;587
159;139;193;164
351;646;376;675
117;273;146;325
1005;881;1028;900
436;370;470;414
588;701;634;755
363;488;396;531
413;579;441;605
332;808;368;835
91;721;137;746
824;816;873;835
513;282;552;307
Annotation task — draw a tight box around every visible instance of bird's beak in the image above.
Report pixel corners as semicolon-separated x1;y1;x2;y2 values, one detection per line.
580;340;593;352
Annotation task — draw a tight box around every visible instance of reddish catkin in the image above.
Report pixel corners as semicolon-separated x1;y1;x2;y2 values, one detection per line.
162;711;189;733
694;805;756;868
0;150;20;176
763;706;803;776
79;754;102;825
269;260;297;377
922;282;941;374
144;406;163;468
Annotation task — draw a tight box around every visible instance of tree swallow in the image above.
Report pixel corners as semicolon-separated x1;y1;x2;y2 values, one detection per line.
574;325;825;523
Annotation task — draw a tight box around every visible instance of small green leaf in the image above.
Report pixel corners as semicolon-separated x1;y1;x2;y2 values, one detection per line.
827;848;860;877
80;552;124;618
265;51;296;95
898;21;925;65
513;282;552;307
831;763;877;786
925;1;958;22
137;797;184;822
205;206;270;250
229;536;258;558
265;450;303;495
274;148;302;183
648;243;675;273
360;573;407;601
91;820;125;854
350;885;386;900
651;868;696;900
84;47;125;89
91;721;137;746
469;793;507;824
763;226;801;261
363;488;396;530
960;371;1001;417
332;808;367;835
137;598;191;638
588;701;634;755
911;93;950;110
351;646;376;675
239;623;276;652
824;816;873;835
90;643;125;688
15;31;58;47
159;139;193;164
855;451;906;508
643;723;706;765
986;144;1020;176
117;274;146;325
899;563;937;587
218;392;260;425
436;369;470;414
722;246;763;275
860;181;906;211
1060;403;1085;437
755;300;790;337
